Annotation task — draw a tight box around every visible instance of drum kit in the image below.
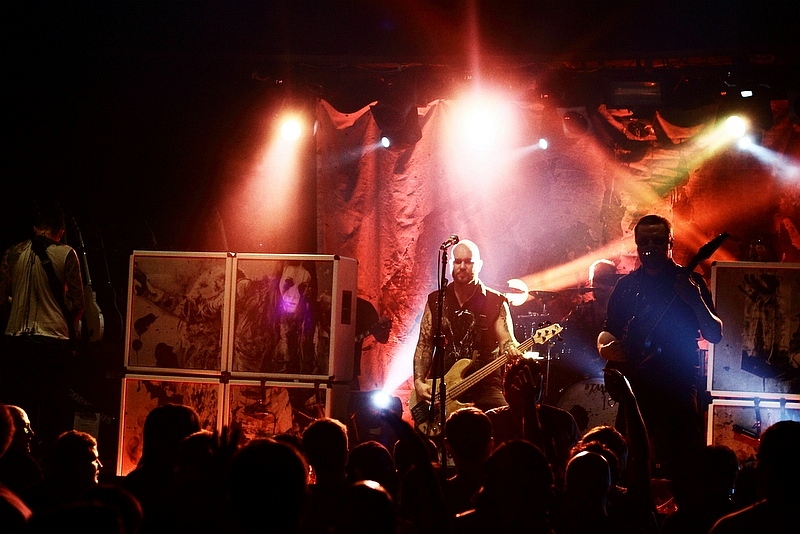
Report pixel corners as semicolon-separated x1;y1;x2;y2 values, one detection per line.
503;284;619;433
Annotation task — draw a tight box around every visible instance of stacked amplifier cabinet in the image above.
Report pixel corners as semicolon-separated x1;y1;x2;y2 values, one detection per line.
118;251;357;475
706;262;800;463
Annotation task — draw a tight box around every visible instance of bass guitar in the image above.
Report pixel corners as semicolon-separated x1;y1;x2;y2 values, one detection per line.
409;322;563;436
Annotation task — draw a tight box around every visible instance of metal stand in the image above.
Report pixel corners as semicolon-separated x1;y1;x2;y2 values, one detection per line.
427;247;449;480
542;337;560;402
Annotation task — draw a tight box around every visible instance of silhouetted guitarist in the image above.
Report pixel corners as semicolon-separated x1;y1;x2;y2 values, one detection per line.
597;215;723;478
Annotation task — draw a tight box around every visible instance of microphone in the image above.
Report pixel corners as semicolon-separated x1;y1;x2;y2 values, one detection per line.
440;234;460;250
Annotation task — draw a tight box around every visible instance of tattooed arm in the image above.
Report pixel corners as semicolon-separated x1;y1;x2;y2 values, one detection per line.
413;304;434;401
495;300;522;360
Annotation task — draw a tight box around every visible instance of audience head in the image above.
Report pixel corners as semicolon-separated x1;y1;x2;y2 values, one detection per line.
475;439;555;515
139;403;201;470
570;439;621;488
565;450;611;508
173;430;217;481
5;405;35;454
581;425;628;471
756;419;800;501
671;444;739;509
345;440;399;501
50;430;102;486
392;433;438;476
228;438;308;533
82;483;144;534
273;432;303;454
302;417;348;475
444;407;493;466
336;480;396;534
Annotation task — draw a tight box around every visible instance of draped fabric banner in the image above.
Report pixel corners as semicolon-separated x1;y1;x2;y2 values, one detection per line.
316;97;800;406
315;99;450;394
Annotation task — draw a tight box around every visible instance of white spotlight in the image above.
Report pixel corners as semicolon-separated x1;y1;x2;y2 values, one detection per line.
737;135;753;149
371;390;393;410
538;138;549;150
505;278;530;307
463;108;500;149
280;119;302;141
724;115;748;139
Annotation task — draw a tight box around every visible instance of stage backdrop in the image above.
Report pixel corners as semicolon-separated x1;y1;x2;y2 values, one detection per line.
315;97;800;414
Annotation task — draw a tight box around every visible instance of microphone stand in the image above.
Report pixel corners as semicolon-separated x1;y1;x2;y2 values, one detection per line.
428;246;449;481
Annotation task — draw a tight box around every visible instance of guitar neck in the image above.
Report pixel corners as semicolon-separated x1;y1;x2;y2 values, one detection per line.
72;217;94;287
80;249;94;288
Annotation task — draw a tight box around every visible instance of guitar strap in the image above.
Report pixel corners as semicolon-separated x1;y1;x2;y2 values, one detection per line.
30;237;76;346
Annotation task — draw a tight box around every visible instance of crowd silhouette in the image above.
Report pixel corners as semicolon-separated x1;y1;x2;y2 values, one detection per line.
2;378;799;533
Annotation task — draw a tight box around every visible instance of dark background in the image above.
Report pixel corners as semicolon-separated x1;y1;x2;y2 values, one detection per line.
1;0;798;470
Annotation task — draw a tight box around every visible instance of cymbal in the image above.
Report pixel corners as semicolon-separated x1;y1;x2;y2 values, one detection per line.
558;287;595;295
528;290;558;300
502;286;527;295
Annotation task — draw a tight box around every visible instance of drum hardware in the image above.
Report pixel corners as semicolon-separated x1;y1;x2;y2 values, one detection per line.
512;311;564;400
542;333;560;400
527;321;562;401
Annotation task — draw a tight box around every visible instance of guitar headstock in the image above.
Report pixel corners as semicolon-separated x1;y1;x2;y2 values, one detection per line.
533;323;563;344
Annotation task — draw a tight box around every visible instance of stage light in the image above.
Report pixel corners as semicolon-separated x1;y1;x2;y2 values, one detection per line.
462;108;500;149
371;390;392;410
559;108;590;137
505;278;529;307
736;131;763;149
724;115;748;139
372;101;422;150
348;390;403;448
737;136;753;149
538;138;549;150
369;390;403;416
280;118;302;141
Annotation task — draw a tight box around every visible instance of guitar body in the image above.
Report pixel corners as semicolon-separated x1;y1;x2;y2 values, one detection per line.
409;323;563;436
83;286;105;342
409;358;476;436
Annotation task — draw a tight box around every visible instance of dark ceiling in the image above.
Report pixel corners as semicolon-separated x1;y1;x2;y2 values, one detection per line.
2;1;797;253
